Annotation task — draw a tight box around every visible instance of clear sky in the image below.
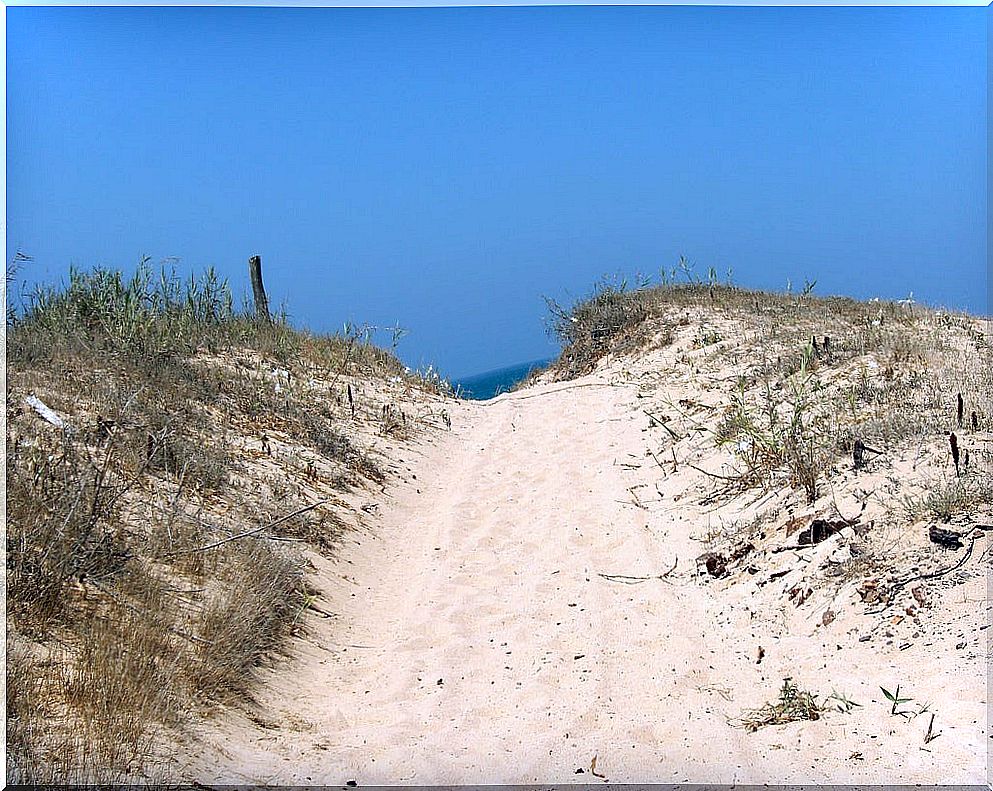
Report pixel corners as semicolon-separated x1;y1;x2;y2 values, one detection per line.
6;6;987;378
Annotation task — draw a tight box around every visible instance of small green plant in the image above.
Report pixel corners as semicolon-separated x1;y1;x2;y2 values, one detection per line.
695;325;724;347
825;690;862;714
880;685;914;717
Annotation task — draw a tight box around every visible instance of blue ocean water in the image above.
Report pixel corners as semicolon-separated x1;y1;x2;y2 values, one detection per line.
454;358;553;401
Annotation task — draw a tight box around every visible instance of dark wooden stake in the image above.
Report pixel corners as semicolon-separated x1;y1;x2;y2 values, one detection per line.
249;255;271;322
950;432;960;476
853;439;865;470
971;411;979;431
957;393;964;428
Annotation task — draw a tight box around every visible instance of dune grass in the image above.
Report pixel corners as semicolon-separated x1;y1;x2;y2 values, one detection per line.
5;261;442;783
546;264;992;506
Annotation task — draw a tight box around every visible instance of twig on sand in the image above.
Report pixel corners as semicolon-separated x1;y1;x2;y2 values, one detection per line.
176;500;328;555
688;462;740;482
483;381;634;404
643;409;682;441
598;557;678;584
866;531;982;614
628;486;648;510
597;573;650;584
648;449;668;472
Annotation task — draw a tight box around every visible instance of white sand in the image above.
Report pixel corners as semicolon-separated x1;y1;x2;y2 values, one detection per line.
180;344;988;784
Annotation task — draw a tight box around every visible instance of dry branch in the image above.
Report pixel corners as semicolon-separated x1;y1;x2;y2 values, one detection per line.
597;557;678;584
177;500;328;555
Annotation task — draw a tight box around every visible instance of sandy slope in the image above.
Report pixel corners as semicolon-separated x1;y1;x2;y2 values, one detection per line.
182;350;988;784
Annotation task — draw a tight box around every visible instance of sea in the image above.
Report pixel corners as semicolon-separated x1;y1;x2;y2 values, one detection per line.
454;358;553;401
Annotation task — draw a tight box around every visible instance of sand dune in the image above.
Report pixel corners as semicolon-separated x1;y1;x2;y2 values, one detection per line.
182;335;988;784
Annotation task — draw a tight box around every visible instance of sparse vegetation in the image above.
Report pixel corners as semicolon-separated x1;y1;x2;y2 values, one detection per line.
10;256;990;781
741;677;824;732
544;274;672;380
548;262;993;510
711;344;829;502
901;474;993;524
825;690;862;714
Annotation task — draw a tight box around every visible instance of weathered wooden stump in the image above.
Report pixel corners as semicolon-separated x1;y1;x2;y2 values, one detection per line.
249;254;270;322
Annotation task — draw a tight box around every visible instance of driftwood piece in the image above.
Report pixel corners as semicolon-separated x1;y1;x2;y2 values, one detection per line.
697;552;727;578
797;518;848;546
696;543;753;578
24;395;64;428
928;525;963;550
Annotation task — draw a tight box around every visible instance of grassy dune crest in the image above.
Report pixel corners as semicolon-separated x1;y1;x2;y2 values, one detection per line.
546;271;991;507
5;263;450;783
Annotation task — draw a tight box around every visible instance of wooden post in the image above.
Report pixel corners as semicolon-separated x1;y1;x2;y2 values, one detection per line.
249;255;270;322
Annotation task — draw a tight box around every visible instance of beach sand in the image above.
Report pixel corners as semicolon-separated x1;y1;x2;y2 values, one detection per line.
181;333;988;784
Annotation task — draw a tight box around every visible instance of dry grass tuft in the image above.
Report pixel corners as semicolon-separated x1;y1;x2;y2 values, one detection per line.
741;677;824;732
901;472;993;524
190;541;306;701
544;275;675;380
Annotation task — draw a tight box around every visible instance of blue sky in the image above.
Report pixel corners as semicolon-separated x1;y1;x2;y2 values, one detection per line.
6;6;987;378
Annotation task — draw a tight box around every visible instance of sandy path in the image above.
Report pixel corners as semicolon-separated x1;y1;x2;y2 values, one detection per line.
187;368;987;785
